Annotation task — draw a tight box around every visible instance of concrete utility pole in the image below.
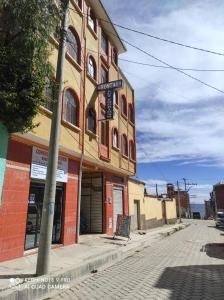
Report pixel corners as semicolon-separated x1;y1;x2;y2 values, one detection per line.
183;178;197;218
36;0;69;276
177;181;182;223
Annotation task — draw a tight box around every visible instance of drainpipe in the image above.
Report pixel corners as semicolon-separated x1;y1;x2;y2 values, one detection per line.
76;12;87;243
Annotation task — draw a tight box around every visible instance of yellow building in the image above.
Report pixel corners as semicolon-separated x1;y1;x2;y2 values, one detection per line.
0;0;136;262
128;178;177;231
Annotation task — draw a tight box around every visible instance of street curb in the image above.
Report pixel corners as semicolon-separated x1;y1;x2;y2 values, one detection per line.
0;223;189;300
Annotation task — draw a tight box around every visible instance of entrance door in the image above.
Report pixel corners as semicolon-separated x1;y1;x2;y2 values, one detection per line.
134;200;140;230
113;187;123;232
25;183;63;250
80;175;103;234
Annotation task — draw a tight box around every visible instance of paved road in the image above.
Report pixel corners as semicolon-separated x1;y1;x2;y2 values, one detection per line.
52;220;224;300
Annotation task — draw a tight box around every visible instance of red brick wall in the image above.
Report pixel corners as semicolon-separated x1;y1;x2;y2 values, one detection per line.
215;186;224;210
62;159;79;245
0;140;31;262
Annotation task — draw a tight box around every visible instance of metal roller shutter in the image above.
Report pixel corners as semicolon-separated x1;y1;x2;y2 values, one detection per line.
113;187;123;232
81;176;103;233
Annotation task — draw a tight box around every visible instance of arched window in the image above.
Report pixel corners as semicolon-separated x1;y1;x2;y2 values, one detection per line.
64;89;78;126
88;56;96;80
129;140;135;160
112;48;118;65
44;79;54;112
67;27;80;64
122;134;128;156
87;108;96;134
128;104;134;123
74;0;82;9
88;9;97;32
113;91;118;106
112;128;119;148
121;95;127;116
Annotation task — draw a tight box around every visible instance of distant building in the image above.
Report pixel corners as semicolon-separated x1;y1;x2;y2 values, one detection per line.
204;199;215;219
211;182;224;212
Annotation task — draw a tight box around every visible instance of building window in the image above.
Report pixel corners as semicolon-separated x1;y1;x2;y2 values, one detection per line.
101;111;108;146
112;48;118;65
87;108;96;134
44;79;54;112
128;104;134;123
112;128;119;148
88;56;96;80
67;27;80;64
121;95;127;116
129;140;135;160
101;66;108;84
74;0;82;9
88;9;97;32
64;89;78;126
114;91;118;106
101;31;108;55
122;134;128;156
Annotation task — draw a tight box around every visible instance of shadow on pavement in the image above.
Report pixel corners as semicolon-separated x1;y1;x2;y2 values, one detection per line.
202;243;224;260
155;265;224;299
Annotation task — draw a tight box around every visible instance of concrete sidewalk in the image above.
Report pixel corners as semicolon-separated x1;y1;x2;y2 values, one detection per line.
0;223;189;300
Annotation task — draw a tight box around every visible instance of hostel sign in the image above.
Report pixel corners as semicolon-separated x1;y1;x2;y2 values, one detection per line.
97;80;123;120
31;147;68;182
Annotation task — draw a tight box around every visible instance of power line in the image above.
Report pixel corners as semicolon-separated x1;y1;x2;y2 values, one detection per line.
69;7;224;57
121;38;224;95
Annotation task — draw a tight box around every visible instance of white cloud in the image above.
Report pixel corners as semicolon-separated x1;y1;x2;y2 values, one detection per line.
103;0;224;166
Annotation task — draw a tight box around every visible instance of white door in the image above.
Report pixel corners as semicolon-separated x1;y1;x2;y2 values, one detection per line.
113;187;123;232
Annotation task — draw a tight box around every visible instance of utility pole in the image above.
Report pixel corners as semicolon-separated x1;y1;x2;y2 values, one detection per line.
177;181;182;223
183;178;197;219
36;0;69;276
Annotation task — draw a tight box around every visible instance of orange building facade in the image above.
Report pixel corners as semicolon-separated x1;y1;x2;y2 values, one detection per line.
0;0;136;262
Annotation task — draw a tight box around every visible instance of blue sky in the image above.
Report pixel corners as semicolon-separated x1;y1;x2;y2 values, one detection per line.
102;0;224;203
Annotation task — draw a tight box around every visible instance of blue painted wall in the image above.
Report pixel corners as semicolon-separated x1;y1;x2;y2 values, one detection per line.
0;123;8;205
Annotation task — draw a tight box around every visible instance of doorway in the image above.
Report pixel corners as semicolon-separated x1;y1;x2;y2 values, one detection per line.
113;186;124;232
80;174;103;234
134;200;140;230
24;182;64;250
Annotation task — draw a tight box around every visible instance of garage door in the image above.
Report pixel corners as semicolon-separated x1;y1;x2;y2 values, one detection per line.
113;187;123;232
81;176;103;233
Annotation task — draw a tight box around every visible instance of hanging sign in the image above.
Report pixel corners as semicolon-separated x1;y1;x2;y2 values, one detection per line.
97;79;123;92
105;88;114;120
31;147;68;182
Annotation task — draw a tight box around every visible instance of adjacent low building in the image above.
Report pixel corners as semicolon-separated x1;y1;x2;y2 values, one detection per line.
128;179;177;231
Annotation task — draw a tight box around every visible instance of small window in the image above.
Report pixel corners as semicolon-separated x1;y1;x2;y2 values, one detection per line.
112;48;118;65
114;91;118;106
44;79;54;112
121;95;127;116
101;31;108;55
129;140;135;160
88;9;97;32
112;128;119;148
64;89;78;126
67;27;80;64
101;66;108;84
122;134;128;156
87;109;96;134
74;0;82;9
88;56;96;80
101;111;108;146
128;104;134;123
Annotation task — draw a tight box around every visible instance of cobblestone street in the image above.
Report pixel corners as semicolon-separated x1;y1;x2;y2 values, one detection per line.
51;221;224;300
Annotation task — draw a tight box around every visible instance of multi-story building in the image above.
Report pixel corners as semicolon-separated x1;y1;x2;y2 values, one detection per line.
0;0;136;262
211;182;224;212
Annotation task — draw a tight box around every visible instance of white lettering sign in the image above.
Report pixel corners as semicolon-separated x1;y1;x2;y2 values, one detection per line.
31;147;68;183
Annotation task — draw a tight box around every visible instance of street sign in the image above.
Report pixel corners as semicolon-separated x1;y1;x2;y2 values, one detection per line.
105;88;114;119
97;79;123;92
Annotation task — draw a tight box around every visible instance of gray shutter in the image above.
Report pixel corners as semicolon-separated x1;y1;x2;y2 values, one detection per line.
113;187;123;232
